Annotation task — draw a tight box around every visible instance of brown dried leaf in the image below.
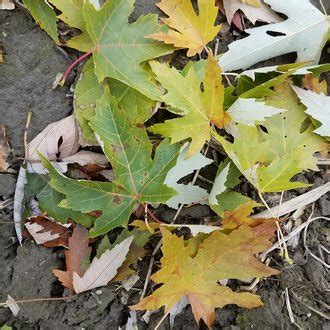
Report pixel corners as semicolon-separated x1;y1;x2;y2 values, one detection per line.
53;225;91;290
25;215;71;247
0;125;10;171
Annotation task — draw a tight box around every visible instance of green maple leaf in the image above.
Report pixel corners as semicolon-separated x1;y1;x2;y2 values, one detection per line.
83;0;174;100
149;54;230;157
75;59;156;145
41;88;180;237
25;173;94;227
48;0;93;51
214;83;326;193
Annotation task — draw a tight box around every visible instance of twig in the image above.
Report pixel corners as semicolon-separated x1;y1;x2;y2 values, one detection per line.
24;111;32;160
0;295;77;307
155;309;170;330
303;214;330;268
253;183;330;218
319;0;327;15
140;239;163;299
291;291;330;320
258;192;291;263
284;287;295;324
260;216;330;259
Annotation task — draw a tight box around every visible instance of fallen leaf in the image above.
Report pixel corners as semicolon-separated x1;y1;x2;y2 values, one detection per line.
26;173;95;227
223;0;281;25
149;53;230;157
149;0;221;56
218;0;328;71
132;225;279;327
0;0;14;10
22;0;59;43
41;89;180;237
83;0;174;100
214;83;327;192
53;225;91;290
96;229;150;282
220;202;270;231
28;114;79;161
0;126;10;172
73;236;133;293
302;74;327;95
164;143;213;209
61;150;108;166
5;296;19;316
292;86;330;137
227;98;286;126
25;215;71;247
75;59;156;145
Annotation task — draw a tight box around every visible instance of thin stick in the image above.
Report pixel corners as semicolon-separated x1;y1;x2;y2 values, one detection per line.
260;216;330;259
303;214;330;268
140;239;163;299
258;192;291;263
155;309;170;330
284;288;295;323
24;111;32;160
319;0;327;15
0;295;77;307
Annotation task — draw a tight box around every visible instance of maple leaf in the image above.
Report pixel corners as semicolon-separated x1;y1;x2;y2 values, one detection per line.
214;83;327;192
302;74;327;95
41;89;180;237
220;202;270;232
164;143;213;209
218;0;329;71
96;229;150;282
25;173;95;227
53;225;91;290
209;159;258;215
222;0;281;26
73;236;133;293
83;0;174;100
292;86;330;137
149;53;230;157
75;59;156;145
148;0;221;56
132;225;279;327
22;0;59;44
25;215;71;247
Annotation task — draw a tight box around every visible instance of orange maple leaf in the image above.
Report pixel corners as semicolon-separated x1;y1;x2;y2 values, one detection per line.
53;225;91;290
132;223;279;327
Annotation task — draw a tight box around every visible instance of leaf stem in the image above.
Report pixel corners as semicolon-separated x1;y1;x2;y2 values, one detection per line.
60;50;93;86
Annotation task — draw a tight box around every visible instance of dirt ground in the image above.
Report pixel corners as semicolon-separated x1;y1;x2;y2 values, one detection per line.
0;3;329;329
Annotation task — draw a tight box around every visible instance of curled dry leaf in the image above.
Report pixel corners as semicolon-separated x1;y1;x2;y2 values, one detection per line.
0;125;10;172
24;215;71;247
0;0;14;10
27;114;79;161
73;236;133;293
223;0;281;25
53;225;91;290
5;295;19;316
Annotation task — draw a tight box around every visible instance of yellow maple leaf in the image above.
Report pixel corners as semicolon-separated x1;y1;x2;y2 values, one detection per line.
240;0;261;8
220;201;270;232
148;0;221;56
302;74;328;95
149;53;230;157
132;224;279;327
